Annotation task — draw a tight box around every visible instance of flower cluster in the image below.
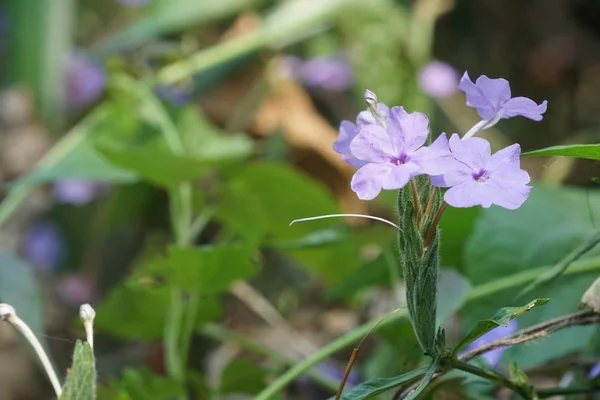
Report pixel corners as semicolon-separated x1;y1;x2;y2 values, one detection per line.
334;73;547;210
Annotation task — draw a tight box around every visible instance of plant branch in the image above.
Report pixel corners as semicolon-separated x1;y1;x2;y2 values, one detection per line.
537;385;600;398
459;310;600;363
453;360;534;399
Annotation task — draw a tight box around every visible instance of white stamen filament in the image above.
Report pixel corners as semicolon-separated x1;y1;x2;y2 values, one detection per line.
290;213;400;230
0;303;62;397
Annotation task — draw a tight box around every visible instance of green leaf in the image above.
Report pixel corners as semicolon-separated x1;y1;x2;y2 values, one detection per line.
148;245;259;292
60;340;96;400
95;283;169;341
338;367;427;399
220;359;269;395
95;143;214;187
12;138;137;189
99;368;185;400
436;269;472;327
453;298;549;357
522;144;600;160
93;76;251;187
580;276;600;312
404;356;441;400
8;106;138;191
177;107;252;162
465;186;600;368
517;231;600;299
95;281;222;340
222;162;339;240
0;251;50;359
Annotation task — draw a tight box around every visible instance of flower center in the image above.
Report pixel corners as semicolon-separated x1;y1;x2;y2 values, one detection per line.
390;154;408;166
472;169;489;182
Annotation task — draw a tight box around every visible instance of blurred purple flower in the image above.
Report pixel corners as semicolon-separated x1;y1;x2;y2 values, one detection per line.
431;134;531;210
58;274;97;305
459;72;547;123
287;56;353;91
116;0;150;5
22;220;65;273
155;85;193;107
419;61;459;99
53;180;111;206
66;50;106;110
590;362;600;379
464;320;518;367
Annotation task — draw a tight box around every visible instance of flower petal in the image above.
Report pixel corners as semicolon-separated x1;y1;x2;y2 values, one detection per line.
444;180;495;208
351;163;391;200
381;163;420;190
487;144;531;185
450;134;491;171
483;178;531;210
357;103;390;126
350;124;394;163
459;72;510;120
386;107;430;152
411;133;452;176
333;120;358;155
502;97;548;121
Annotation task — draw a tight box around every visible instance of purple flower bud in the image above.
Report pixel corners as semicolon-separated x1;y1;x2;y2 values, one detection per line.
465;319;518;367
58;274;97;305
53;180;111;206
459;72;547;124
288;56;353;91
418;61;459;99
65;50;106;110
431;135;531;210
22;221;65;272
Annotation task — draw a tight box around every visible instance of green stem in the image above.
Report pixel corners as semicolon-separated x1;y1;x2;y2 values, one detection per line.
165;289;186;383
453;360;533;399
179;293;200;369
199;324;340;392
254;255;600;400
537;385;600;398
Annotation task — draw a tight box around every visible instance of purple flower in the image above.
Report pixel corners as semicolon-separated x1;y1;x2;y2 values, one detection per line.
66;50;106;110
22;220;65;272
459;72;547;123
419;61;459;99
589;362;600;379
287;56;353;91
349;107;451;200
334;102;390;167
58;274;97;305
431;134;531;209
155;85;193;106
53;180;111;206
465;320;518;367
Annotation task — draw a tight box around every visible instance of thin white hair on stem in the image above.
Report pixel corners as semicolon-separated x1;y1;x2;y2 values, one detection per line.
290;213;400;230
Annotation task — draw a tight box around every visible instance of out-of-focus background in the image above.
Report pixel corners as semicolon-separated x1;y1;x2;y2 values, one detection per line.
1;0;600;399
